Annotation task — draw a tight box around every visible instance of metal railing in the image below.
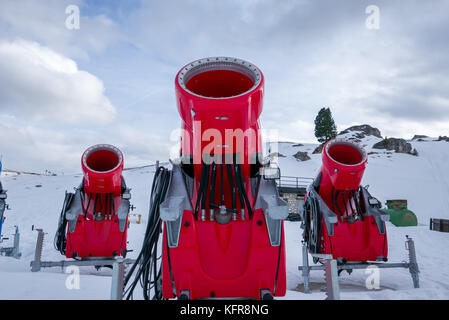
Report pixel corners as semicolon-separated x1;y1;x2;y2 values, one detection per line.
276;176;314;190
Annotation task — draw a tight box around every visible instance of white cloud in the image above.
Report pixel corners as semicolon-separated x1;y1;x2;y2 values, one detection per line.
0;40;116;125
0;0;123;60
0;114;81;172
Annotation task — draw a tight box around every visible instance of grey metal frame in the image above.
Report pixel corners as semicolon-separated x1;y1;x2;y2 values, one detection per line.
0;226;21;259
254;177;289;246
30;228;135;300
299;236;420;299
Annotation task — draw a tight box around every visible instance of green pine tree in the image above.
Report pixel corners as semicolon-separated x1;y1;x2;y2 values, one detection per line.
314;107;337;144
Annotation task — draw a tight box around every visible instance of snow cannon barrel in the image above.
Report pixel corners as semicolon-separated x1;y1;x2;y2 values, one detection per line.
320;138;367;196
175;57;264;166
81;144;124;195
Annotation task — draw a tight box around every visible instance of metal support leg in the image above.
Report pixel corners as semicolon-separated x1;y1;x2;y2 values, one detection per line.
301;242;311;294
111;260;126;300
324;258;340;300
406;236;420;288
0;226;21;259
12;226;21;259
31;228;45;272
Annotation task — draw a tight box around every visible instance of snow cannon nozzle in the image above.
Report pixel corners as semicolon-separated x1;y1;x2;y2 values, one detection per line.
81;144;124;195
175;57;265;165
322;138;367;191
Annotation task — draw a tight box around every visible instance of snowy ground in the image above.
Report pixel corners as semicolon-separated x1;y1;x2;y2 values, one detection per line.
0;132;448;299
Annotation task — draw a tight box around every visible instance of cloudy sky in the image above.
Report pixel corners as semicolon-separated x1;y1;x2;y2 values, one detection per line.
0;0;448;173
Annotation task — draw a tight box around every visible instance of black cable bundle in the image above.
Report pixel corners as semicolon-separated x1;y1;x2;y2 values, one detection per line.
331;189;362;220
54;192;74;255
124;166;171;300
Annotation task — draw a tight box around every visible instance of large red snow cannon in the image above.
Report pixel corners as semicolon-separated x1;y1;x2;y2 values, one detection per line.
54;144;131;259
125;57;288;300
303;138;389;263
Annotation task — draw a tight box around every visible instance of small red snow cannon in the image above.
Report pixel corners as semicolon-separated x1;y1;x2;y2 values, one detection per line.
126;57;288;300
54;144;131;259
303;139;389;263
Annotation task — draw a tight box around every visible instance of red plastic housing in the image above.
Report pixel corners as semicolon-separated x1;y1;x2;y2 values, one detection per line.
162;210;286;300
163;57;286;299
315;139;387;261
65;144;128;258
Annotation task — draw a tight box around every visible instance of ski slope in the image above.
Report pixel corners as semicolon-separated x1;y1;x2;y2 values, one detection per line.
0;130;448;300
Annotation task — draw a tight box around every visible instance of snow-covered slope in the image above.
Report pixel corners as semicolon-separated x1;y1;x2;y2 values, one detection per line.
0;130;448;299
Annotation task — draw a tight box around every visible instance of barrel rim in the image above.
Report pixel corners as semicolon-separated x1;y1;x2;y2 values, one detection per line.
325;138;367;167
82;144;123;174
177;57;262;100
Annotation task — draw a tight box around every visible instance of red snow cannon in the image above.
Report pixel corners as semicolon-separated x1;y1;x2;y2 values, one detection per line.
303;138;389;263
55;144;131;259
160;57;288;300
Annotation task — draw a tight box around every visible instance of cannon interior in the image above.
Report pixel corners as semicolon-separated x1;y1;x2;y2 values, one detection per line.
326;141;366;166
84;146;122;173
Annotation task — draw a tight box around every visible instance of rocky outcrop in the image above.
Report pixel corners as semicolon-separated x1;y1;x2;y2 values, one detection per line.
339;124;382;139
437;136;449;142
268;152;286;158
412;135;429;141
312;144;325;154
294;151;311;161
372;138;412;154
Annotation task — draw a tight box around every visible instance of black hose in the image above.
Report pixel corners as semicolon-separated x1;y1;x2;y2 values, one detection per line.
54;192;74;255
83;193;92;217
105;193;109;220
194;164;207;219
236;163;253;218
209;162;217;207
220;159;224;205
93;193;100;218
201;164;210;215
234;164;245;214
341;190;349;218
348;190;356;216
233;155;245;213
110;192;114;219
352;190;363;216
124;166;171;300
226;163;236;213
334;190;343;218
